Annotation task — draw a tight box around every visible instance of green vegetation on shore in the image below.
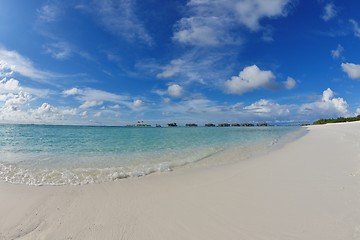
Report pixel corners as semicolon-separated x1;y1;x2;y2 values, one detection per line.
313;115;360;125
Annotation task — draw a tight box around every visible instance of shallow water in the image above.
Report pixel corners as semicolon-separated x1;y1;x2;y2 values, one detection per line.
0;124;301;185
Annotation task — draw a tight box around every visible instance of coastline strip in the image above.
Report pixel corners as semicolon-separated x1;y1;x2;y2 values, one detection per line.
0;122;359;239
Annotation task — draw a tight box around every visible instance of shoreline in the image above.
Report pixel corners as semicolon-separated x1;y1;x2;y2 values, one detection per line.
0;125;301;186
1;122;359;239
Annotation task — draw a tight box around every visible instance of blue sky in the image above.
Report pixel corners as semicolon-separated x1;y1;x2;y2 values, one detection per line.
0;0;360;125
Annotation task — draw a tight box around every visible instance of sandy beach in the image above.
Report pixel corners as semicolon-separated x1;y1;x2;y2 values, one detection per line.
0;122;359;240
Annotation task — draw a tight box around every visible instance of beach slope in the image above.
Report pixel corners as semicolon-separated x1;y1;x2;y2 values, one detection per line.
1;122;360;239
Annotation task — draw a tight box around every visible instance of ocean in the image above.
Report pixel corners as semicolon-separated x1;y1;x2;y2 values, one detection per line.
0;124;302;186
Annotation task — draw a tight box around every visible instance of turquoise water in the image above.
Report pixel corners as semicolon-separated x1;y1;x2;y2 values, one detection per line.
0;124;301;185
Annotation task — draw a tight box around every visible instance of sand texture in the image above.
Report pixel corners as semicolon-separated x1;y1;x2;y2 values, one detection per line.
1;122;360;240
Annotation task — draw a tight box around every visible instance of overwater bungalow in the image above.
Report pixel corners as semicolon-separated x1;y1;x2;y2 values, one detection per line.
218;123;230;127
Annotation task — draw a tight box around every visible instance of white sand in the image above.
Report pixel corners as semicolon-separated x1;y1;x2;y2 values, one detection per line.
1;122;360;240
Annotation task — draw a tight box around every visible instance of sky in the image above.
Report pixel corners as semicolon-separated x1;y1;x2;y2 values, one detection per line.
0;0;360;126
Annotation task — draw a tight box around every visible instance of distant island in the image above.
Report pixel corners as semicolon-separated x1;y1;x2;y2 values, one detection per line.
125;122;272;127
313;115;360;125
126;121;151;127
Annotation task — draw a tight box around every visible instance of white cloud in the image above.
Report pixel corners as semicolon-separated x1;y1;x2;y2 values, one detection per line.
109;104;121;109
167;84;183;97
0;64;52;99
299;88;349;117
154;50;228;84
283;76;297;90
157;59;185;79
31;103;79;122
173;0;291;46
0;69;126;125
61;108;78;115
224;65;275;95
33;103;56;115
0;78;21;92
234;0;290;30
79;100;103;109
331;44;344;59
163;98;171;104
350;19;360;38
63;87;82;96
63;86;144;111
244;99;290;116
0;48;54;82
341;63;360;80
94;111;102;117
321;3;337;21
43;41;72;60
37;4;61;22
157;96;294;124
133;99;144;107
81;89;128;103
3;91;32;110
356;108;360;116
0;67;32;110
90;0;152;44
0;60;15;77
173;17;229;46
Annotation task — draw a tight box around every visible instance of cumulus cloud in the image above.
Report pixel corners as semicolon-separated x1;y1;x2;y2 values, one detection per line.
0;64;32;111
350;19;360;38
31;103;79;122
3;91;32;111
33;103;57;115
167;84;183;97
244;99;290;116
133;99;144;107
321;3;337;21
173;0;291;46
235;0;291;30
0;62;52;99
0;78;21;93
224;65;275;95
0;63;124;124
331;44;344;59
63;87;82;96
299;88;349;117
341;63;360;80
0;60;15;77
283;77;297;90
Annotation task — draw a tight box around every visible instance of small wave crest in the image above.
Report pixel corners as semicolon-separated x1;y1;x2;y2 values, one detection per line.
0;153;215;186
0;162;177;186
